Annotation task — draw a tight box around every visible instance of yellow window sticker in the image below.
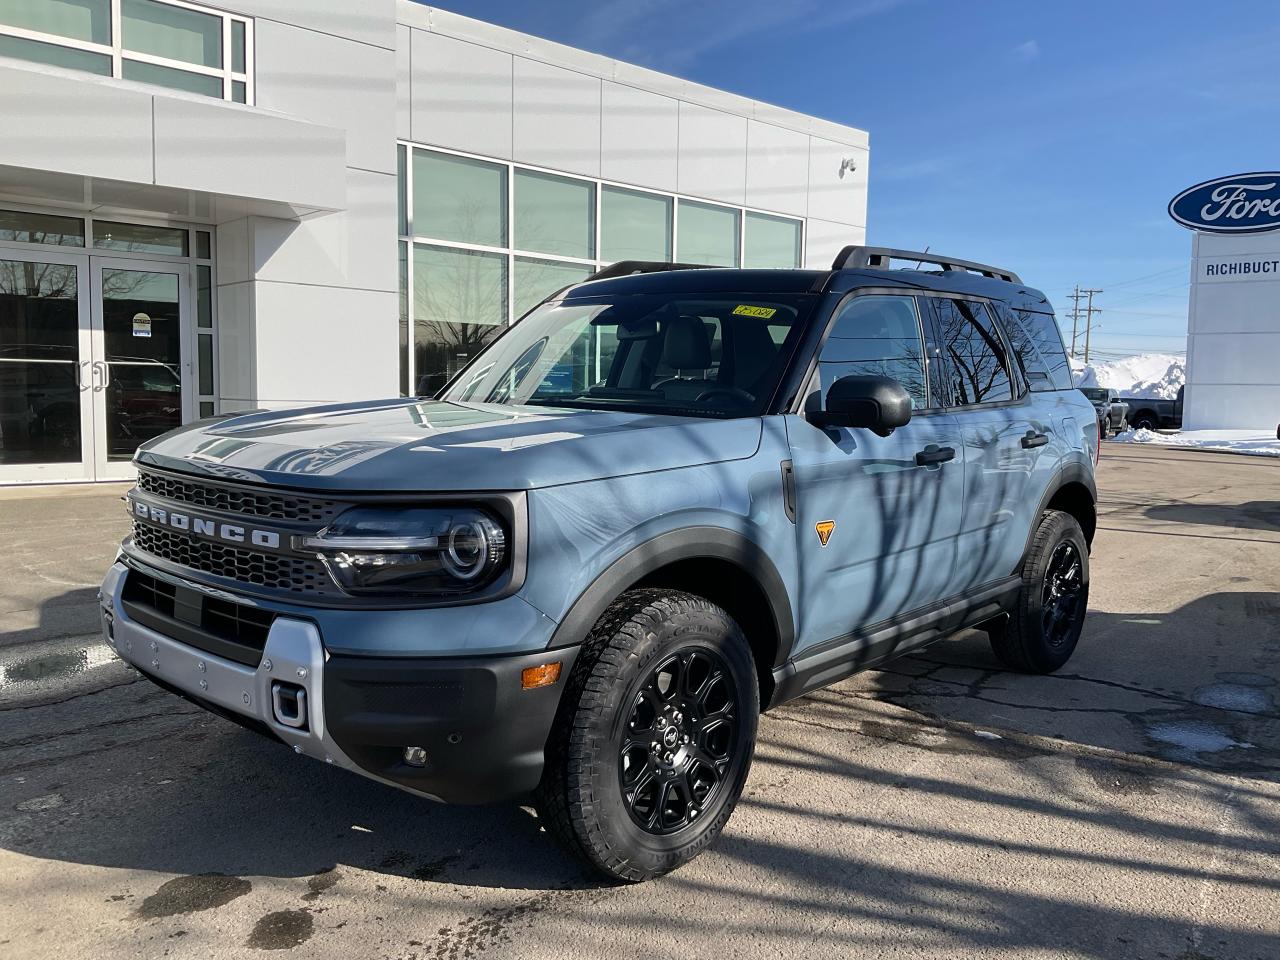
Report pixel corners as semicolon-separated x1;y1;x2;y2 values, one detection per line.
732;304;777;319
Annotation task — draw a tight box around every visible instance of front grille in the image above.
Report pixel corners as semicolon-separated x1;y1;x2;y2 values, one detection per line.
131;522;338;596
137;469;343;524
121;570;278;667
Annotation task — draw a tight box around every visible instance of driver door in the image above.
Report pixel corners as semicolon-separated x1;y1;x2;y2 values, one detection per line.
783;293;964;660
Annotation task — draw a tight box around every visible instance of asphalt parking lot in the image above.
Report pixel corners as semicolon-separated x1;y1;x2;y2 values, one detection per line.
1;445;1278;960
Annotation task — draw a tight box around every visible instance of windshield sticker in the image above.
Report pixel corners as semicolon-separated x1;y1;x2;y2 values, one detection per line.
732;304;777;319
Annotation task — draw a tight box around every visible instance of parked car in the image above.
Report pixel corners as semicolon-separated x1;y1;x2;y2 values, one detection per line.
1121;386;1184;431
101;246;1099;882
1079;387;1128;437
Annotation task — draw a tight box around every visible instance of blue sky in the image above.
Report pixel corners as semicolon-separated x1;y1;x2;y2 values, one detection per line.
433;1;1278;359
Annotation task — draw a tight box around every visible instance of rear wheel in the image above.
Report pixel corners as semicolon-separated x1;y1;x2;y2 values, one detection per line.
1132;413;1157;431
989;510;1089;673
536;589;758;882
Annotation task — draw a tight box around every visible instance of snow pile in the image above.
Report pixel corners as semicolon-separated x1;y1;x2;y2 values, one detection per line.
1071;353;1185;399
1111;428;1280;458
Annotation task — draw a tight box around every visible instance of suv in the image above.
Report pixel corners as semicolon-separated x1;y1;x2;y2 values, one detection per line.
100;247;1098;882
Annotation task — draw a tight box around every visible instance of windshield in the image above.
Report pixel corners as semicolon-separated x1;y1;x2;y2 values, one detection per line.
439;292;816;417
1080;388;1108;401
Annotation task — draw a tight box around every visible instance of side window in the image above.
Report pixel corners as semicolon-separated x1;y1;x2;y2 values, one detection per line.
993;303;1054;391
816;295;928;409
1009;307;1073;391
927;298;1013;405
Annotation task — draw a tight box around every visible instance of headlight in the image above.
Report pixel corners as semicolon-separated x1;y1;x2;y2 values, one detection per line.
297;506;507;597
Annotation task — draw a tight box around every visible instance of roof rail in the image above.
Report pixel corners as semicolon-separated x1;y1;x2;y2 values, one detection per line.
832;246;1021;283
586;260;719;282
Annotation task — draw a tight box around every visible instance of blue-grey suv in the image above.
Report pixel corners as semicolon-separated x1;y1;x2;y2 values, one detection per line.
100;246;1098;882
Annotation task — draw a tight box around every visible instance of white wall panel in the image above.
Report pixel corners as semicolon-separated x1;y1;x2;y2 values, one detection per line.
600;82;678;193
1186;332;1280;386
217;0;395;50
215;281;254;405
804;217;864;269
396;23;412;140
807;136;868;226
410;30;512;159
1184;383;1280;431
215;218;251;286
1189;281;1280;334
513;58;601;177
254;20;396;175
745;120;808;217
152;97;346;211
0;65;153;184
253;283;398;404
250;170;396;293
677;102;746;205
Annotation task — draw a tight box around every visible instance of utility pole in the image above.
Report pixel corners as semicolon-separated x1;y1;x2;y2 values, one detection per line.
1081;288;1102;363
1067;285;1084;357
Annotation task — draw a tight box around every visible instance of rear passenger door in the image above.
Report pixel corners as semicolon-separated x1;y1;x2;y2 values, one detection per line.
923;297;1051;592
784;293;964;658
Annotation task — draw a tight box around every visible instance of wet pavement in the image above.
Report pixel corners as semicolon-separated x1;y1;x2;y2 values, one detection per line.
1;447;1278;959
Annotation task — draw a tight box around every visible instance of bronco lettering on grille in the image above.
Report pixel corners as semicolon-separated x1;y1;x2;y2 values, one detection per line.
129;497;282;550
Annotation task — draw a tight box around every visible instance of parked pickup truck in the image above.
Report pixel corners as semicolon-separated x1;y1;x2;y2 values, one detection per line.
1121;386;1184;432
1079;387;1128;437
100;246;1099;882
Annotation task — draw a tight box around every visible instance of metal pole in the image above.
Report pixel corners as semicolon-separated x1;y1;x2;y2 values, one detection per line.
1068;285;1083;357
1082;288;1102;363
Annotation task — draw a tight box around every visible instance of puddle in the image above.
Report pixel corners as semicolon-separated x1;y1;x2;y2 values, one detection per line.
1193;683;1275;715
0;642;116;690
136;874;252;919
246;909;313;950
1146;720;1253;756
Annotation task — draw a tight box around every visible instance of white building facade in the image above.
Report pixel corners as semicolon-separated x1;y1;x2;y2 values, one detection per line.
1184;231;1280;430
0;0;869;485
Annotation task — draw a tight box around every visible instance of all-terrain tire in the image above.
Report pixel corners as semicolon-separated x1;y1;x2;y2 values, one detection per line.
989;510;1089;674
535;588;759;883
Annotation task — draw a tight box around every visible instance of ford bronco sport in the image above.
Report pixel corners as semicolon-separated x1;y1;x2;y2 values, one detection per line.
101;246;1098;882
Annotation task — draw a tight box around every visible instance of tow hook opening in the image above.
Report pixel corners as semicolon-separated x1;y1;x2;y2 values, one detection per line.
271;681;309;731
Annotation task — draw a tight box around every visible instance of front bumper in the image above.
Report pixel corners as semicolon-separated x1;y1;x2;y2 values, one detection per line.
100;562;577;804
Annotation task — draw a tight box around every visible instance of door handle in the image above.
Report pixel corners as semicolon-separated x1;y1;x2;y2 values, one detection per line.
1021;431;1049;449
915;445;956;466
92;360;110;391
76;360;91;391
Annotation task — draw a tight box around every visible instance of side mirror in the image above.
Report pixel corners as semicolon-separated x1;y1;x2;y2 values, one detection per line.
809;375;913;436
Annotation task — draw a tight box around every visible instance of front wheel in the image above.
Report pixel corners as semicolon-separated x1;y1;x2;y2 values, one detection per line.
536;589;759;882
989;510;1089;673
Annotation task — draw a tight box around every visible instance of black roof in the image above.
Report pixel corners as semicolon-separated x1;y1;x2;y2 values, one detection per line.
560;264;1052;313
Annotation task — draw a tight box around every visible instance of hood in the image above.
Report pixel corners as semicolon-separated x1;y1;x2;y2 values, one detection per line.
136;399;763;492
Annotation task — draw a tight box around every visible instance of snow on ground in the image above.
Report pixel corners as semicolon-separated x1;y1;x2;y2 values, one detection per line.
1071;352;1185;399
1111;427;1280;458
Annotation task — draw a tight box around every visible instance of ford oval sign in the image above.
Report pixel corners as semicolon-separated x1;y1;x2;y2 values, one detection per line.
1169;173;1280;233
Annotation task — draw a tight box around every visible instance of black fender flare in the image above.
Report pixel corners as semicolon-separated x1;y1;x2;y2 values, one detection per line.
1021;460;1098;563
545;526;796;668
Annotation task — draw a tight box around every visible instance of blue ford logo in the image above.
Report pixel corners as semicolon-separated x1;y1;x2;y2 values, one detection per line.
1169;173;1280;233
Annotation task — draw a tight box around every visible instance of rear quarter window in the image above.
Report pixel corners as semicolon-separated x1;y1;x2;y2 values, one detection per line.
999;305;1074;391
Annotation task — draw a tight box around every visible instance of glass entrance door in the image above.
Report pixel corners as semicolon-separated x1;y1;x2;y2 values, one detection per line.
89;258;192;480
0;250;95;483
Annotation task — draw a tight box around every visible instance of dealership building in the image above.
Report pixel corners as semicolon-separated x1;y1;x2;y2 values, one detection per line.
0;0;869;484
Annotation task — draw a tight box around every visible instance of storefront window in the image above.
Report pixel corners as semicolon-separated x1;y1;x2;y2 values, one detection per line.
400;144;802;396
677;200;739;267
0;0;252;103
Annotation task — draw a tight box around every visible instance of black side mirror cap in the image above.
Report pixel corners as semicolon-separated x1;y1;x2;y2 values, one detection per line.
808;374;913;437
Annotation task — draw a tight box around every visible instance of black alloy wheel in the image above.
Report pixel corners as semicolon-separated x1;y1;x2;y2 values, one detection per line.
988;509;1090;674
536;589;758;882
1041;540;1085;648
619;648;738;835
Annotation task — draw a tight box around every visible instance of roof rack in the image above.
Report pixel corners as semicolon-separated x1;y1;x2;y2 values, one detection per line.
831;246;1021;283
585;260;719;282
